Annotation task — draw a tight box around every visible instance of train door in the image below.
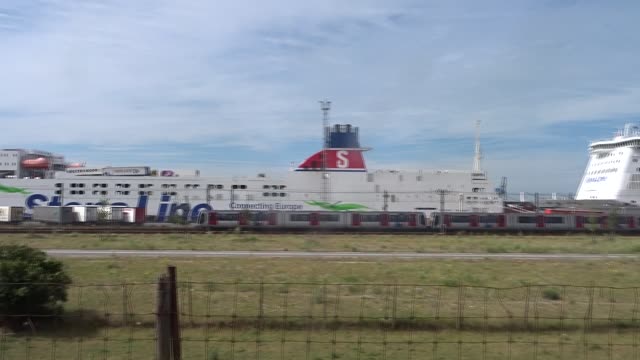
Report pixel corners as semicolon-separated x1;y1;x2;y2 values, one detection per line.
536;215;544;228
267;212;277;226
470;215;479;228
238;212;248;226
444;214;452;228
628;216;635;228
380;213;389;227
408;213;417;227
497;214;506;228
310;212;319;226
576;216;585;229
351;213;361;226
207;211;218;226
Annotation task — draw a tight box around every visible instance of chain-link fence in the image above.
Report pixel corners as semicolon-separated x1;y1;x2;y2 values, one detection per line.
1;276;640;359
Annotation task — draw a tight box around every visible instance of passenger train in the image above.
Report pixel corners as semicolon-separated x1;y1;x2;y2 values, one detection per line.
196;209;637;232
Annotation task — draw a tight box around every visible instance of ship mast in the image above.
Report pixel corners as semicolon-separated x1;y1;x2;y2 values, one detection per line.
472;120;483;174
319;100;331;202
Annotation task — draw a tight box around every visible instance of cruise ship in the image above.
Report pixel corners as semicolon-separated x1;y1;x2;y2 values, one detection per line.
0;124;502;221
576;123;640;204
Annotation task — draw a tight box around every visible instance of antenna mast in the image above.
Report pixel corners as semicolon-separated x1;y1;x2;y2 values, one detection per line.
472;120;483;173
319;100;331;201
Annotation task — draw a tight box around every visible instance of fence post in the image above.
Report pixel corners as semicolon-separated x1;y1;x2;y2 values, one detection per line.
156;275;171;360
168;266;182;360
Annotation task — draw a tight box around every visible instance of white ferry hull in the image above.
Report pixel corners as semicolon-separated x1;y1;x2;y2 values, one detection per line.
0;170;501;221
576;124;640;205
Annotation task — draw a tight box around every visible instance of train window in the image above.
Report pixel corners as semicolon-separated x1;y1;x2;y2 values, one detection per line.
263;185;269;189
217;185;223;189
279;185;286;189
517;216;537;224
544;216;564;224
280;193;286;197
240;185;247;189
360;214;380;222
617;217;630;225
450;215;470;223
479;215;498;223
232;185;238;189
217;213;240;221
263;192;270;197
248;212;267;221
319;214;340;222
290;214;310;222
271;192;278;197
389;214;409;222
139;184;146;188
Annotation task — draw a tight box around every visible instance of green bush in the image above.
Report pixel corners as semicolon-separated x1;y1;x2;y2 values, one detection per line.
542;288;561;301
0;245;71;326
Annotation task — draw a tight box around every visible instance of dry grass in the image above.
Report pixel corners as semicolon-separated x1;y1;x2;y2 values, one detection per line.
2;232;640;254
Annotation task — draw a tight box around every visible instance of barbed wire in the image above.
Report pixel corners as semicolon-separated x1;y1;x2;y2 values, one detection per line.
1;281;639;359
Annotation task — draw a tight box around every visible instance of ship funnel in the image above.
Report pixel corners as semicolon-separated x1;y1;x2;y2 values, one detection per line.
328;124;360;148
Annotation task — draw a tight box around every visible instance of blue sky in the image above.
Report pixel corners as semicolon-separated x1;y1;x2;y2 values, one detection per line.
1;1;640;193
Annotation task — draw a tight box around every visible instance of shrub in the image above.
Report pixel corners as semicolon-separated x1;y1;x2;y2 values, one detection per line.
0;245;71;327
542;288;561;301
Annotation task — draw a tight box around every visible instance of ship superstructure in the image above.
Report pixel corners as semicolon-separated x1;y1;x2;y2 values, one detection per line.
0;123;502;221
576;123;640;204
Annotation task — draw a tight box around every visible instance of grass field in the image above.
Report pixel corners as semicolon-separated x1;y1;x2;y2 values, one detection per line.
2;257;640;359
2;233;640;359
2;232;640;253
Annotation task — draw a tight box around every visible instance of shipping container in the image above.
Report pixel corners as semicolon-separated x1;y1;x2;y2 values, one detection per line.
122;208;136;223
32;206;74;224
0;206;24;222
72;206;99;223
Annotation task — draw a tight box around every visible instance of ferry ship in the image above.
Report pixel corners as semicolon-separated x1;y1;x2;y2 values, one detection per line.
0;124;502;221
576;123;640;204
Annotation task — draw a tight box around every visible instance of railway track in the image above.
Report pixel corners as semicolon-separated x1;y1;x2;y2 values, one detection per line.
0;224;637;235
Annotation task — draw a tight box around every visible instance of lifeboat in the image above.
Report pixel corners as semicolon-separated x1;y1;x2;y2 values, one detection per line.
21;157;49;169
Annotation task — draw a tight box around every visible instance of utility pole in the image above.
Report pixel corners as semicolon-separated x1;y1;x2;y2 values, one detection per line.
383;190;389;211
437;189;448;234
319;100;331;202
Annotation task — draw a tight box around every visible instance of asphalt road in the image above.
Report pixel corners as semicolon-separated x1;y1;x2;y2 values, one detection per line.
44;249;640;260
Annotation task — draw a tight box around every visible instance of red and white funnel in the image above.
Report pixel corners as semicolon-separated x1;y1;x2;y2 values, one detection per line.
296;149;366;172
296;124;368;172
